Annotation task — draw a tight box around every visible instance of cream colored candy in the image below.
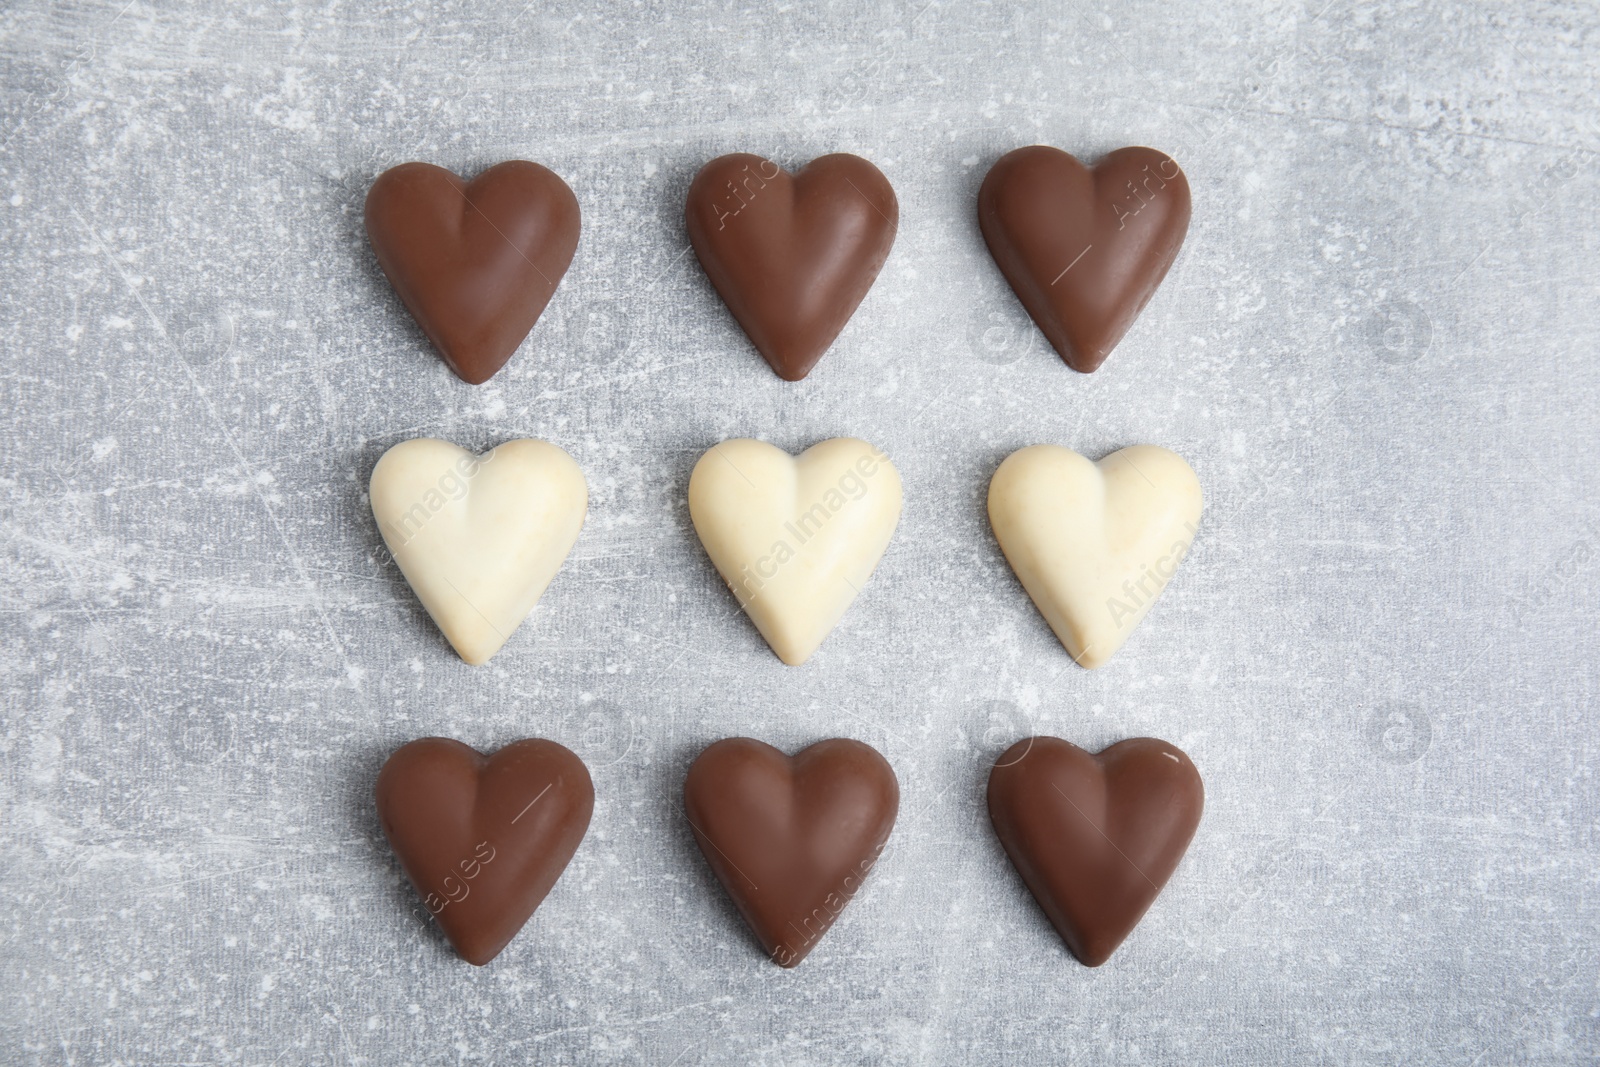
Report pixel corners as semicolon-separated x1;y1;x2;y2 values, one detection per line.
987;444;1202;669
688;438;902;665
370;438;587;666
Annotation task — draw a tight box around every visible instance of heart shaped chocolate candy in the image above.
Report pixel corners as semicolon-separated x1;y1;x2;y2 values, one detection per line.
366;160;580;384
683;737;899;967
979;145;1189;372
686;153;897;381
987;735;1203;966
375;737;593;965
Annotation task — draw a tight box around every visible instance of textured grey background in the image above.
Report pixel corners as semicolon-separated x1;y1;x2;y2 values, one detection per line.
1;0;1597;1063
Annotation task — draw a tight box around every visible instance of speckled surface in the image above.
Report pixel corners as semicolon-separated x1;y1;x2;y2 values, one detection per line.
2;1;1598;1064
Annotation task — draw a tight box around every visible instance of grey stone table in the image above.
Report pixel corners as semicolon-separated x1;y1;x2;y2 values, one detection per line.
2;1;1596;1063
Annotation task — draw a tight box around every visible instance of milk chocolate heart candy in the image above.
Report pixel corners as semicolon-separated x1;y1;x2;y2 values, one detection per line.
365;161;580;385
376;737;594;966
979;146;1190;372
688;438;902;665
685;153;898;381
988;444;1202;668
370;438;587;665
987;736;1202;966
684;738;899;968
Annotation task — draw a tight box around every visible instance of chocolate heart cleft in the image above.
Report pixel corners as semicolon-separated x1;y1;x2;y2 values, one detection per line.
683;737;899;967
365;160;580;385
375;737;593;965
987;735;1202;966
685;153;898;381
978;146;1190;373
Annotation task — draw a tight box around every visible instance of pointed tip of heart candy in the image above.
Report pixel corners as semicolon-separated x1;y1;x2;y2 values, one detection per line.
1069;941;1118;968
447;360;505;387
769;637;819;667
450;639;502;668
1055;331;1122;374
763;350;824;382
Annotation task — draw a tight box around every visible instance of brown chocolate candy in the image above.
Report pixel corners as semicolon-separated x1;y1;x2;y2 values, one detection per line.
375;737;593;965
683;737;899;967
685;153;898;381
365;161;580;385
987;736;1202;966
978;146;1190;373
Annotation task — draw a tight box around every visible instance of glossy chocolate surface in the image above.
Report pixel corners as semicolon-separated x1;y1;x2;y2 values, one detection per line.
375;737;593;965
365;160;580;385
978;146;1190;373
685;153;898;381
683;737;899;967
987;736;1202;966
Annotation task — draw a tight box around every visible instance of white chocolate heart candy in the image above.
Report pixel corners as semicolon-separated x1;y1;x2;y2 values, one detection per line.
370;438;587;665
688;438;902;665
987;444;1202;669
